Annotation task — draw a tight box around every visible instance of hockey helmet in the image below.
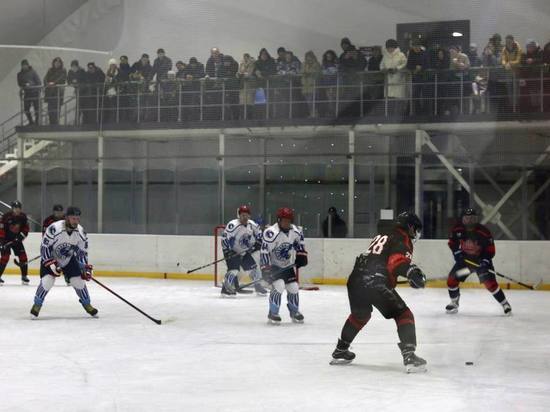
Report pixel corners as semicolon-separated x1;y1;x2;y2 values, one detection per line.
396;211;422;242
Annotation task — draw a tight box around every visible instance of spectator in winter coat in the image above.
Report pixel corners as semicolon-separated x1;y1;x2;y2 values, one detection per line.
302;51;322;117
206;47;223;78
131;54;155;83
380;39;408;101
407;40;430;114
17;59;41;124
67;60;86;88
115;56;132;122
368;46;383;71
277;51;301;75
339;44;367;75
238;53;256;109
519;39;544;111
43;57;67;125
82;62;106;124
482;33;503;66
467;44;482;67
448;45;471;114
153;48;173;81
430;47;451;114
175;61;187;79
104;58;119;123
322;207;347;238
254;48;277;78
544;42;550;65
183;57;205;80
116;56;132;82
320;50;339;117
502;35;523;70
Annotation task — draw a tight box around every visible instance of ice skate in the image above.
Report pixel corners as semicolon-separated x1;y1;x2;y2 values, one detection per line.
330;339;356;365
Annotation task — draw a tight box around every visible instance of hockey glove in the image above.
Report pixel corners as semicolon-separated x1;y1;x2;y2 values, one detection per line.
0;242;5;253
478;259;491;277
295;251;308;268
15;233;27;243
81;264;94;281
406;265;426;289
252;242;262;252
44;259;62;277
453;250;466;267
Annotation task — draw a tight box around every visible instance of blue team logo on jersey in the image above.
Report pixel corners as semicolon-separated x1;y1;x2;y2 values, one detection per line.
265;230;274;239
274;243;292;260
54;242;74;259
239;235;252;249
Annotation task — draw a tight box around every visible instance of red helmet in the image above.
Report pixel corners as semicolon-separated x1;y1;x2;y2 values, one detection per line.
276;207;294;221
237;205;251;216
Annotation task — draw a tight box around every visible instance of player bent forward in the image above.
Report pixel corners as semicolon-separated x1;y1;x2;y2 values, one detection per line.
330;212;427;373
260;207;308;324
220;205;267;296
30;207;98;318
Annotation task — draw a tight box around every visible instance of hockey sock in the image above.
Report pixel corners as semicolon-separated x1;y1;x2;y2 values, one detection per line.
340;313;371;344
224;270;239;289
483;279;508;305
250;266;262;281
395;308;416;346
34;275;56;305
287;293;299;313
70;277;91;305
20;261;28;278
269;289;282;315
0;263;6;277
447;275;460;299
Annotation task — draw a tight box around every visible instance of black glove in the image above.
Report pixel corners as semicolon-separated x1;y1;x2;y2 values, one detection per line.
478;259;491;277
252;242;261;252
453;250;466;267
406;265;426;289
0;243;5;253
16;233;26;243
295;251;308;268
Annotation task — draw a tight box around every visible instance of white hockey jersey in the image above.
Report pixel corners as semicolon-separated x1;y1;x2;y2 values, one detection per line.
221;218;262;255
41;220;88;269
260;223;306;268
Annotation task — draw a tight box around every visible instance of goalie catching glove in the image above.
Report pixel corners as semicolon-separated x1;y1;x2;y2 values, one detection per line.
406;264;426;289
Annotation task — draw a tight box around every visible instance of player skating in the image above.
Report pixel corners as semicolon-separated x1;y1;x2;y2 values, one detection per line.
0;201;30;285
330;212;427;373
42;204;65;234
220;205;267;296
260;207;308;324
445;208;511;315
30;206;98;318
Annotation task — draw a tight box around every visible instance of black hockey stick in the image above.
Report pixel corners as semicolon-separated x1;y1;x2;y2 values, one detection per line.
464;259;542;290
183;251;239;273
14;254;41;267
237;264;297;291
91;277;162;324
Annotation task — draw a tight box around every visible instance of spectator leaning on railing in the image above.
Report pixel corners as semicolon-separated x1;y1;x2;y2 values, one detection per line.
44;57;67;125
482;33;504;67
206;47;223;78
82;62;105;124
320;50;339;117
302;50;322;118
153;48;172;81
519;39;544;112
502;35;523;70
175;60;187;79
406;39;430;115
448;45;471;115
104;58;119;123
238;53;256;112
17;59;41;125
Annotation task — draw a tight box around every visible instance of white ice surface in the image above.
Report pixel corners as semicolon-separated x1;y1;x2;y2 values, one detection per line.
1;277;549;412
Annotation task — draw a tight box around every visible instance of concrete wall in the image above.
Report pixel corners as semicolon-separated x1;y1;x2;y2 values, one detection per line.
6;233;548;287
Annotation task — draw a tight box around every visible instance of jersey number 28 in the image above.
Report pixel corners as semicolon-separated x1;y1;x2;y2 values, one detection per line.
367;235;389;255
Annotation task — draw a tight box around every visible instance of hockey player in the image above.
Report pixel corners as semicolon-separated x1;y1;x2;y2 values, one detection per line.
42;204;64;234
260;207;308;324
30;206;98;318
445;208;511;315
0;201;30;285
330;212;427;373
221;205;267;296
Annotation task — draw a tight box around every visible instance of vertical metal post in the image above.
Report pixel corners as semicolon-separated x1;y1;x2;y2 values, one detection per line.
540;66;544;113
177;82;182;122
289;79;293;119
116;86;120;123
512;71;517;113
327;214;333;238
199;81;204;121
75;88;80;126
243;80;248;120
384;74;389;117
459;75;464;114
348;129;355;238
468;162;475;208
259;137;266;218
316;213;321;237
369;161;376;235
41;160;47;223
157;82;161;122
266;79;270;120
67;142;73;205
434;72;438;116
137;87;141;123
174;163;179;235
360;79;364;117
312;79;317;118
221;80;226;121
521;167;528;239
414;130;423;218
16;136;24;203
335;76;340;117
218;133;225;224
95;86;100;123
97;135;104;233
142;141;149;233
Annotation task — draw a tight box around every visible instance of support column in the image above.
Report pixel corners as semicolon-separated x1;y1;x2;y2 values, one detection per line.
521;167;528;240
368;162;376;235
414;130;423;219
41;161;47;223
468;162;475;208
16;136;24;203
142;141;149;234
348;129;355;238
259;137;266;219
67;142;73;206
97;135;104;233
218;133;225;224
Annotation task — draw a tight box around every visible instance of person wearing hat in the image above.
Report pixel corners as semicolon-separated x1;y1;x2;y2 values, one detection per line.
31;206;98;318
0;201;30;285
17;59;42;125
42;204;65;235
153;48;173;81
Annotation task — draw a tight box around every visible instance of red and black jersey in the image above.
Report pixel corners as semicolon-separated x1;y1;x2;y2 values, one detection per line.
351;226;414;288
0;211;30;241
448;223;495;261
42;214;64;235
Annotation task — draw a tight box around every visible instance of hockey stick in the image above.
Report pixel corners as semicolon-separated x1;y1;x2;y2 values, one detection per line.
91;277;162;324
237;264;297;291
183;250;240;273
14;254;41;267
464;259;542;290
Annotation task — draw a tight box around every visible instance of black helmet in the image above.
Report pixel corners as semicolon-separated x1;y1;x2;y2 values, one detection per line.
396;211;423;241
11;200;22;209
461;208;477;217
53;204;63;212
65;206;81;217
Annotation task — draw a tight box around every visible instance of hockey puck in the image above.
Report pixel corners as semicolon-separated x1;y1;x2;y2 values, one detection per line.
465;362;474;365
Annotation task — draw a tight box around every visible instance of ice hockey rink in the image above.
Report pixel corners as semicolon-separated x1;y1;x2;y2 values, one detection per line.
1;277;549;412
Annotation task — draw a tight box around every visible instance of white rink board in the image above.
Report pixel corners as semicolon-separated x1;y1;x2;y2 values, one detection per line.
0;278;549;412
9;233;549;285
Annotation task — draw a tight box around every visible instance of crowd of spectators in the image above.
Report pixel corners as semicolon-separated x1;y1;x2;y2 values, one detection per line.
16;34;550;126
